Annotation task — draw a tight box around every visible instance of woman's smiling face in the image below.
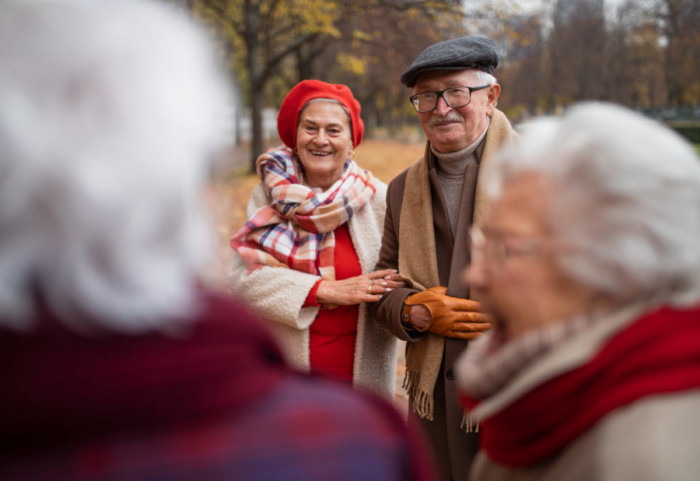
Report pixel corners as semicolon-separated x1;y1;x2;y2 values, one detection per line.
295;100;353;190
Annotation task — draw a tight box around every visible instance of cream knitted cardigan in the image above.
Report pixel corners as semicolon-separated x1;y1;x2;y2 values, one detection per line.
228;181;397;399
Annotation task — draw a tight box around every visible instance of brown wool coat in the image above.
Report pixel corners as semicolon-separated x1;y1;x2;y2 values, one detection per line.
371;109;517;481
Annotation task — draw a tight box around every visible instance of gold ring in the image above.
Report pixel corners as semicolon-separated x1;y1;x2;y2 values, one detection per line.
367;284;372;295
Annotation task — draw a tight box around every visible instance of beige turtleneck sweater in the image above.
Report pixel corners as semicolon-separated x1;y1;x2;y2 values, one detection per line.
431;121;489;236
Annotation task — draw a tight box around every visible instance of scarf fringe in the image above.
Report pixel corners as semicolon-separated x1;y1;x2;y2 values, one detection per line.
405;368;479;433
460;410;480;433
403;370;434;421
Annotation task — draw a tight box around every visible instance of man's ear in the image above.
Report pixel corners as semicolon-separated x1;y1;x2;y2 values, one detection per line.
486;84;501;116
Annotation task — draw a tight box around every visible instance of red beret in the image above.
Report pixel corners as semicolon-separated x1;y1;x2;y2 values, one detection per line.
277;79;364;149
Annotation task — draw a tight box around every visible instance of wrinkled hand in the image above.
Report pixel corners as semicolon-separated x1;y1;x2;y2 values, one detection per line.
403;286;492;339
316;269;406;309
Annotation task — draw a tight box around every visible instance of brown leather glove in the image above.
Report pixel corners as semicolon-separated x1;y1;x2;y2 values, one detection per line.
403;286;492;340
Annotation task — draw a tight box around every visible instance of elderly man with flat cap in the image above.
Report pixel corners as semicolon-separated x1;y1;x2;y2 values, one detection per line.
370;36;518;481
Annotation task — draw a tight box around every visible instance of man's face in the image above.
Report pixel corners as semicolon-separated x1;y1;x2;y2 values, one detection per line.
412;69;500;153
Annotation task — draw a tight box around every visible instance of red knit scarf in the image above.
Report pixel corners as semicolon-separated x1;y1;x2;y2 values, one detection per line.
462;305;700;467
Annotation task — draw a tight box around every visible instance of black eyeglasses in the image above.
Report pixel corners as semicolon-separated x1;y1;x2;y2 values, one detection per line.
409;85;491;113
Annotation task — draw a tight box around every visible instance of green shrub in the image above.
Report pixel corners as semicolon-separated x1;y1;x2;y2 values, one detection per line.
669;124;700;144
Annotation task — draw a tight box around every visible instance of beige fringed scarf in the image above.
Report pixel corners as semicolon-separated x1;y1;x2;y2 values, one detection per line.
398;109;518;421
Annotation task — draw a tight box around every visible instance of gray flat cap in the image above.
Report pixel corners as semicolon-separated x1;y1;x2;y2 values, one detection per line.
400;36;499;87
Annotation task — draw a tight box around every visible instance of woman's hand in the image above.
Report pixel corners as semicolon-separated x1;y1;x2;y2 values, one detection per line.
315;269;406;308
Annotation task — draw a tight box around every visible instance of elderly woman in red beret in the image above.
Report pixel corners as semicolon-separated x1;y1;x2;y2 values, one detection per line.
230;80;405;398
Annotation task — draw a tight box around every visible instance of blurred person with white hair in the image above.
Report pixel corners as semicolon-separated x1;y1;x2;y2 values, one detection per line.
0;1;438;480
456;102;700;481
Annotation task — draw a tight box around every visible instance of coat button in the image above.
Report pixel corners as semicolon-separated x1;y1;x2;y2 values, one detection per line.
446;369;455;381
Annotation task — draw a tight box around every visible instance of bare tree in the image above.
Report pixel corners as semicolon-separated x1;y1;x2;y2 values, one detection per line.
550;0;606;108
193;0;342;171
496;14;547;118
605;0;666;108
657;0;700;105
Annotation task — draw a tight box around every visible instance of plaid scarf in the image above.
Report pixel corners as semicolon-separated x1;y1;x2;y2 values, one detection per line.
231;147;378;279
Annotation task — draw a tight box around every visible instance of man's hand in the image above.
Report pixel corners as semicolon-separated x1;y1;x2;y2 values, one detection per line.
403;286;492;340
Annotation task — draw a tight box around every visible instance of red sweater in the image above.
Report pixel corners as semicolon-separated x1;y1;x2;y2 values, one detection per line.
304;224;359;382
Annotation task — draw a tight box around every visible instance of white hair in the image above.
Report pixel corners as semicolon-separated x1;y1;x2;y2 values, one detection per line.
482;102;700;307
471;69;498;86
0;0;231;332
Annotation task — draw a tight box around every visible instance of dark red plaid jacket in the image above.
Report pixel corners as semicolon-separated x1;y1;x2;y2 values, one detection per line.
0;292;436;481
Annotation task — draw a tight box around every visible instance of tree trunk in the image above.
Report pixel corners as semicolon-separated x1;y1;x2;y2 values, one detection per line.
249;82;264;172
244;0;263;173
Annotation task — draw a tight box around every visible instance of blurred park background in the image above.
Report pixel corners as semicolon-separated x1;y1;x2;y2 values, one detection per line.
191;0;700;282
170;0;699;171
